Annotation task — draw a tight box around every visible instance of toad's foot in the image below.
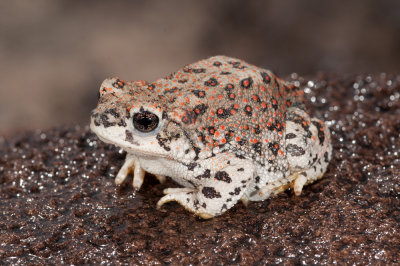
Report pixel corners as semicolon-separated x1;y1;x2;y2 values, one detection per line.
155;174;166;184
255;172;301;200
157;189;214;219
163;187;196;194
293;173;307;196
115;154;145;190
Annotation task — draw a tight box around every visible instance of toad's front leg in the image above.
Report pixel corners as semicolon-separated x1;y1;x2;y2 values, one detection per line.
157;155;255;218
115;153;165;190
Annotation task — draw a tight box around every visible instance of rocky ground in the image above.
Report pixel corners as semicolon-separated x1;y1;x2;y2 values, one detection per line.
0;73;399;264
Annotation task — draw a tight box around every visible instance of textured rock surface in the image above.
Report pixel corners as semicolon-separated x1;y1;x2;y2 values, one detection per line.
1;74;399;264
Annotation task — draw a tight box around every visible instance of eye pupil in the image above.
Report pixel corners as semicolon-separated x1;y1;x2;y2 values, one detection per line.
132;111;159;133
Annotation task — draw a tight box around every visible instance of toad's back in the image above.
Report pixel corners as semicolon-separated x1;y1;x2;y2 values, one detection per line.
147;55;305;168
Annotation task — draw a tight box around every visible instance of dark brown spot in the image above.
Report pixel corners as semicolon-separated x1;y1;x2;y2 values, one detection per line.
286;144;306;156
193;104;208;116
215;171;232;183
229;187;241;196
285;133;297;139
195;169;211;180
260;72;271;84
240;77;253;89
268;142;279;156
312;120;325;144
202;187;221;199
216;107;230;118
204;77;219;87
192;90;206;98
244;105;253;116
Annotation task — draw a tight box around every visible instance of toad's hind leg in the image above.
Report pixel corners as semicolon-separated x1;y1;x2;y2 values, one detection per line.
285;108;332;195
157;155;255;218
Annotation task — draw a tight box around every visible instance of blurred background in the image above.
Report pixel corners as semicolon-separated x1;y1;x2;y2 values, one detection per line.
0;0;399;135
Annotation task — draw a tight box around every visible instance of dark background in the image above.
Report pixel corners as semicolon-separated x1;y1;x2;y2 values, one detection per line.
1;0;399;134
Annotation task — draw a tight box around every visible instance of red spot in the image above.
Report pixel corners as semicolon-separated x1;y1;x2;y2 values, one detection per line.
261;102;267;108
236;136;241;141
221;138;226;144
214;131;220;137
243;79;250;87
220;125;226;130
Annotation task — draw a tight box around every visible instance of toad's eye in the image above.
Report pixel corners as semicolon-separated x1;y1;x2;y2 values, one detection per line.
132;111;159;133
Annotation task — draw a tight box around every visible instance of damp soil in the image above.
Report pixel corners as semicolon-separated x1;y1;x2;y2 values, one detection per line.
1;73;399;264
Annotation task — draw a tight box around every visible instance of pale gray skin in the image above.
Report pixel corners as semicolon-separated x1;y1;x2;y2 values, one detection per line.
90;56;332;218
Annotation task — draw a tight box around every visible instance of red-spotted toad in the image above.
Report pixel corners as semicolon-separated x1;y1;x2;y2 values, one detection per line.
90;56;332;218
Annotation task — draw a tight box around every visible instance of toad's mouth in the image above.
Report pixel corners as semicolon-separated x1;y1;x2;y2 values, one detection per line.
90;120;169;159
